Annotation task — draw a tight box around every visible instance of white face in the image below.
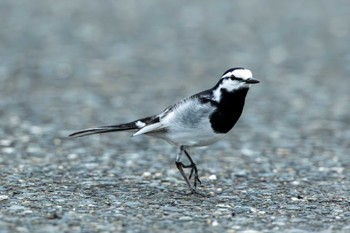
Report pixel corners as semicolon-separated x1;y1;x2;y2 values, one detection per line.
220;68;253;91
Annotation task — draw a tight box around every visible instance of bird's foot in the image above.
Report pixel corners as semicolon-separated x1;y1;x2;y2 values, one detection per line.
175;188;208;198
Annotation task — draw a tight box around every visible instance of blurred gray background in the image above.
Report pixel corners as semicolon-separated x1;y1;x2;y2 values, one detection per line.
0;1;350;232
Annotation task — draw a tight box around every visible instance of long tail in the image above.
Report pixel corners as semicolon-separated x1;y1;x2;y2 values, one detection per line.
69;122;138;138
69;115;159;138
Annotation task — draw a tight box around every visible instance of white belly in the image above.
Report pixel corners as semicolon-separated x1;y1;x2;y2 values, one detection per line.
166;131;224;147
158;118;225;147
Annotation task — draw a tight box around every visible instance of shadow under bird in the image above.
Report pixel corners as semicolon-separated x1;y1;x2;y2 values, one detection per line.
69;67;259;195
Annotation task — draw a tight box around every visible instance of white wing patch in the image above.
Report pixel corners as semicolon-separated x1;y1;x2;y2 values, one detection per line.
135;120;146;128
133;122;163;136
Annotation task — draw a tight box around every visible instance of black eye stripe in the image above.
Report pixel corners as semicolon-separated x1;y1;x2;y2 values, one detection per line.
230;76;243;81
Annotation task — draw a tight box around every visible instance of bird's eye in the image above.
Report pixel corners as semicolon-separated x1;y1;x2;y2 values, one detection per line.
231;76;243;81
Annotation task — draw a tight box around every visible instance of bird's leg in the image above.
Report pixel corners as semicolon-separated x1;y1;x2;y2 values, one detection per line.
183;149;202;188
175;146;202;195
175;148;195;193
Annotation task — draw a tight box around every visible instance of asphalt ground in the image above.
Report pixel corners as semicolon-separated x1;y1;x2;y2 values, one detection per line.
0;1;350;232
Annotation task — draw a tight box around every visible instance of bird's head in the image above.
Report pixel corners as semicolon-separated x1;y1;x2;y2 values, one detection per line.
218;67;259;92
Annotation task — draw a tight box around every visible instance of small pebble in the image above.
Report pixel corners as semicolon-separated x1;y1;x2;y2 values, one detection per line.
142;172;152;177
0;195;9;201
154;172;163;178
68;153;78;160
26;147;41;153
0;139;12;146
241;148;255;156
179;216;192;221
208;174;217;180
2;147;15;154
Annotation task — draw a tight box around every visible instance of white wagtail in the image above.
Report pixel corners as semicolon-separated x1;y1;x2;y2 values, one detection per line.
69;67;259;195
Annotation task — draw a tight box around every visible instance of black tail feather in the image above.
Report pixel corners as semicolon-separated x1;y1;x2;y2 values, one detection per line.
69;123;137;138
69;115;159;138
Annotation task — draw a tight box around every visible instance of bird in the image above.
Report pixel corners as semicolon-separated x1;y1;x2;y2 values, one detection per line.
69;67;259;195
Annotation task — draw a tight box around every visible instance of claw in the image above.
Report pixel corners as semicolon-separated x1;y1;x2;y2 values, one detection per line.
175;188;208;197
190;189;208;197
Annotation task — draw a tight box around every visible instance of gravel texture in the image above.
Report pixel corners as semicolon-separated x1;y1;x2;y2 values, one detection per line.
1;1;350;232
